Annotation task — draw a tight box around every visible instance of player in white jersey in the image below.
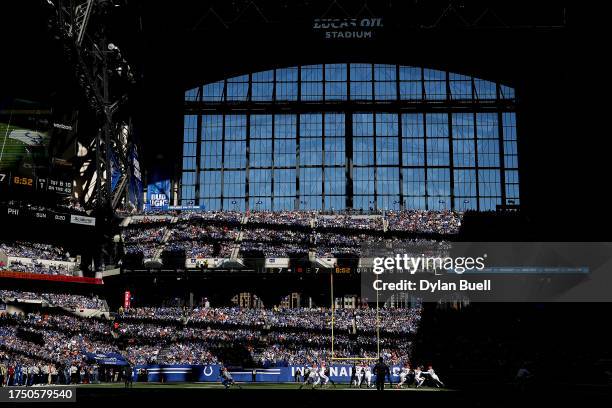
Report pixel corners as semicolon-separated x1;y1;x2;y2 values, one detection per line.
299;365;319;389
363;364;373;388
414;366;425;388
318;365;330;387
298;367;312;389
354;364;363;387
311;365;321;387
219;366;242;389
426;366;444;387
396;364;411;388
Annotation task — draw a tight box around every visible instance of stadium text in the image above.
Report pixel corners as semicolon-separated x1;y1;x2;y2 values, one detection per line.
313;17;383;39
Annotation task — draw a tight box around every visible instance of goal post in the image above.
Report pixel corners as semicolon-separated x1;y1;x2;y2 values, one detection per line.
330;271;380;361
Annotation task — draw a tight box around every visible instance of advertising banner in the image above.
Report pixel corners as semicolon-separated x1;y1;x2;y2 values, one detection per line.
70;215;96;226
84;352;128;366
124;291;131;309
185;258;225;269
133;364;403;383
148;179;171;209
265;258;290;268
0;271;103;284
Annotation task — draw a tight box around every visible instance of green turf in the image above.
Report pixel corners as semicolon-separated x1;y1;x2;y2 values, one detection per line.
77;382;451;391
0;122;49;172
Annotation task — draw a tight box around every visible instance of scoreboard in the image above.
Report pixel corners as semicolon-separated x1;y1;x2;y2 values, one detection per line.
0;172;72;195
262;266;358;274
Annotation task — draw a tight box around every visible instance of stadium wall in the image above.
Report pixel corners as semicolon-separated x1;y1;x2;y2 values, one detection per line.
133;364;404;383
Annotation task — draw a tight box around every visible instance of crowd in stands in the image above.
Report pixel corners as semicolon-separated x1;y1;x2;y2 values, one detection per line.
0;241;78;277
244;210;461;233
122;226;167;258
313;232;384;246
3;312;398;368
178;211;242;224
317;215;383;230
119;210;461;266
171;224;239;241
0;241;70;262
242;228;307;244
312;232;384;257
165;241;215;258
218;243;235;258
122;227;167;244
0;290;40;301
1;261;74;276
0;325;111;364
255;344;409;367
0;323;125;385
121;306;422;335
127;216;173;225
386;210;461;234
126;210;462;233
130;210;461;233
124;343;218;366
41;293;105;310
0;349;127;386
0;290;105;310
123;222;240;260
124;243;159;259
0;287;422;379
247;211;314;227
240;242;308;257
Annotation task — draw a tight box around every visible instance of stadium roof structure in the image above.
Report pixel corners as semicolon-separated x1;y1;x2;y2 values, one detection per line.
133;1;575;219
3;0;602;237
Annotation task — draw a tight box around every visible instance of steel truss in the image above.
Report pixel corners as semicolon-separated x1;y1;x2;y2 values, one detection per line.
46;0;135;212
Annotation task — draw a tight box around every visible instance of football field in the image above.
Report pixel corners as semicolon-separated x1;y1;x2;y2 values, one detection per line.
78;381;451;391
0;122;49;171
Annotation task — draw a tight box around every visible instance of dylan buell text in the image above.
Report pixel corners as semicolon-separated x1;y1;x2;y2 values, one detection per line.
373;279;492;293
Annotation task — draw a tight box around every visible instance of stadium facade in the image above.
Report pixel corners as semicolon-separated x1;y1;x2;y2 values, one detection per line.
182;63;519;212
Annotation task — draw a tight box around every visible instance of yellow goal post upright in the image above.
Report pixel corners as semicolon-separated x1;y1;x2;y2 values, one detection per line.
329;270;380;362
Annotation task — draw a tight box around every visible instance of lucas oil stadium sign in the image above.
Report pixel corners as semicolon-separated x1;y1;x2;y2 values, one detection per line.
313;17;383;39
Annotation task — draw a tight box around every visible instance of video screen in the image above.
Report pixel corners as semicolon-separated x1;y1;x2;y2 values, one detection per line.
0;118;50;176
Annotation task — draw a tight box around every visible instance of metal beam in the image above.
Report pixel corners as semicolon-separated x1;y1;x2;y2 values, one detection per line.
75;0;95;46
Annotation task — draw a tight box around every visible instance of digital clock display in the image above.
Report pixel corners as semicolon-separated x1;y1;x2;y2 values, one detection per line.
13;176;34;187
0;172;72;194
